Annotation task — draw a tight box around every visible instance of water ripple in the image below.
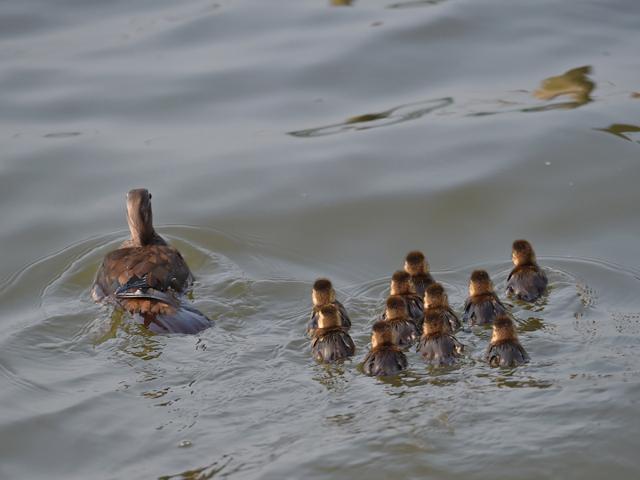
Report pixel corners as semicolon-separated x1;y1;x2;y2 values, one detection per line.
288;65;603;139
288;97;453;138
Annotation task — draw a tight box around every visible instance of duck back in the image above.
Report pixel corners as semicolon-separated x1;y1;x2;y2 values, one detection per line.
486;340;529;367
463;294;506;326
362;347;408;376
507;265;548;301
307;300;351;336
92;245;211;334
417;333;463;366
311;329;355;363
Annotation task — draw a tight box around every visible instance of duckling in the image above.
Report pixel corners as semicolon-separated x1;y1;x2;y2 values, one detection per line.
307;278;351;337
91;189;211;334
485;315;529;367
424;282;461;332
310;305;356;363
462;270;507;326
382;295;417;348
506;239;548;302
362;321;408;376
404;250;435;298
417;310;464;366
386;270;423;331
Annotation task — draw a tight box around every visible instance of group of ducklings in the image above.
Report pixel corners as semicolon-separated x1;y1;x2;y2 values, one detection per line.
307;240;548;376
90;190;548;365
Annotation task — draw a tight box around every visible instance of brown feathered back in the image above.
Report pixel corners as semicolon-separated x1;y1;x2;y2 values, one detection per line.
92;245;193;301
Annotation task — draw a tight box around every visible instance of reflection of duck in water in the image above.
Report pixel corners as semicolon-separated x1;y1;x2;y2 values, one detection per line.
330;0;353;5
462;270;507;326
307;278;351;337
485;315;529;367
534;65;594;107
506;239;548;302
386;271;423;331
91;189;211;334
595;123;640;142
288;98;453;138
381;295;417;348
424;282;461;333
403;250;435;298
362;321;408;376
417;310;464;366
311;305;356;363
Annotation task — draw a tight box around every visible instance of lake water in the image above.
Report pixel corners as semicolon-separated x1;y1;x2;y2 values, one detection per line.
1;0;640;478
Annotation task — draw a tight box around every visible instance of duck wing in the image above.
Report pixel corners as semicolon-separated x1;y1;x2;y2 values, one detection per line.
92;244;193;301
334;300;352;329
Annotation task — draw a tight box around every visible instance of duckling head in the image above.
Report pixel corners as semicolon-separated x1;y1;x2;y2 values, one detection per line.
491;314;518;343
512;239;537;267
317;304;341;329
312;278;336;306
126;188;156;246
390;270;413;296
385;295;408;320
469;270;495;297
404;250;428;276
423;310;445;336
424;282;448;309
371;320;395;348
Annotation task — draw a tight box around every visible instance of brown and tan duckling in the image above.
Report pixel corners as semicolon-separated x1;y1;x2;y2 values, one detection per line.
417;310;464;366
382;295;417;348
307;278;351;337
462;270;508;326
385;270;423;331
362;321;408;376
404;250;435;298
310;305;356;363
485;314;529;367
91;188;211;334
424;282;461;333
506;239;548;302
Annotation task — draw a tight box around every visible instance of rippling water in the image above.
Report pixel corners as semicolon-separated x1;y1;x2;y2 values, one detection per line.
2;0;640;479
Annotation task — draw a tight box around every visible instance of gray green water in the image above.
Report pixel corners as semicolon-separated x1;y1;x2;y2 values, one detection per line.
1;0;640;478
